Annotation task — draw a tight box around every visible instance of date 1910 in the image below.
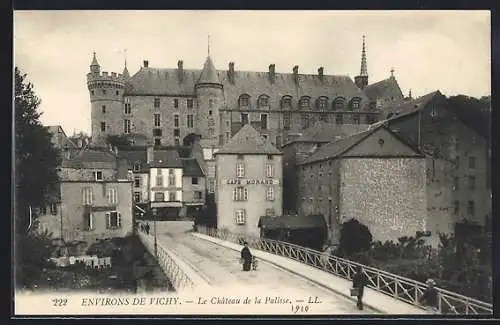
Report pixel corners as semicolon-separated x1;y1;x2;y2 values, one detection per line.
292;304;310;313
52;298;69;307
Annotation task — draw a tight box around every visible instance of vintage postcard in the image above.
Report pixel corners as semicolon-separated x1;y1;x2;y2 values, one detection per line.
12;10;492;317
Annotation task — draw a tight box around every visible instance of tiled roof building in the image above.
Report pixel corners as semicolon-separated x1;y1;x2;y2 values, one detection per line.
87;36;402;153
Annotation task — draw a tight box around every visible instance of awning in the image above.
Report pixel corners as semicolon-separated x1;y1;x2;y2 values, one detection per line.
258;214;326;230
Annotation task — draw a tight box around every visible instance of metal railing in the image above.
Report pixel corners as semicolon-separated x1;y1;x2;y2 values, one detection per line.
196;226;492;315
137;231;195;291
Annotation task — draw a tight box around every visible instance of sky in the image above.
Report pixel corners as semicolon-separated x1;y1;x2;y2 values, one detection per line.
14;10;491;135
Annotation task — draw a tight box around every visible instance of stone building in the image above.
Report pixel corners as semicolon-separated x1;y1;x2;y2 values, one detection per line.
86;37;402;193
282;121;369;213
215;124;283;236
297;124;427;244
36;150;134;242
147;147;184;220
47;125;78;159
381;91;491;242
181;158;206;219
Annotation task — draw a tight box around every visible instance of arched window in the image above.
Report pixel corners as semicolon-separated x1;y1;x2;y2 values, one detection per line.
316;96;329;110
332;97;346;110
299;96;311;110
350;97;362;110
280;95;293;110
258;95;270;108
238;94;251;109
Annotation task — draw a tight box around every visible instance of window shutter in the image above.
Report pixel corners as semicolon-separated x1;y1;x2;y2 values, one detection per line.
105;212;110;229
232;188;236;201
117;213;122;228
244;188;248;201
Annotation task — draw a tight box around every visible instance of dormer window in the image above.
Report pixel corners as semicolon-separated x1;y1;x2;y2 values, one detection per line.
350;97;361;110
316;96;328;110
299;96;311;110
333;97;346;110
280;96;292;110
258;95;270;108
238;94;250;108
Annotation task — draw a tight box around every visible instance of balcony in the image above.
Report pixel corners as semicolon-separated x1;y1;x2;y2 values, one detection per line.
150;200;183;208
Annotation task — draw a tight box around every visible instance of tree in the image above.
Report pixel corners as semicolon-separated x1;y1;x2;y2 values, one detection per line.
15;67;61;234
338;218;372;256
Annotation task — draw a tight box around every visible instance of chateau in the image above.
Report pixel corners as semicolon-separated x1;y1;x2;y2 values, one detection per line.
87;37;403;152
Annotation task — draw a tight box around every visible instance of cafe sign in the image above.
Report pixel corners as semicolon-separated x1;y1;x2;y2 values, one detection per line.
225;179;280;185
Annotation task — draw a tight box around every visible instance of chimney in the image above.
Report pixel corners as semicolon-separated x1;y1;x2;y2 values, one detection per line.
318;67;324;80
178;60;184;82
143;60;149;68
146;146;154;164
228;62;235;84
293;65;299;84
268;64;276;84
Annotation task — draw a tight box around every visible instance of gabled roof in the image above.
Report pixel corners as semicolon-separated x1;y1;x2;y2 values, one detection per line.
383;90;443;120
284;121;369;146
62;149;117;168
118;149;148;166
299;124;423;165
197;56;221;85
182;158;205;177
46;125;77;149
364;76;404;102
215;124;282;155
149;149;184;168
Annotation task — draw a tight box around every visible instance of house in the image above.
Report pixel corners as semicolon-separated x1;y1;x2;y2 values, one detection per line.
297;124;427;245
381;91;491;242
215;124;283;236
147;147;184;220
181;158;206;219
36;149;134;243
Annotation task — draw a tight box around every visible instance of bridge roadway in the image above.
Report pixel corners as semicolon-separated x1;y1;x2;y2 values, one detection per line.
154;221;379;315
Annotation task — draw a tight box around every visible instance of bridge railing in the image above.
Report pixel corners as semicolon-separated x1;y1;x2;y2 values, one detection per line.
137;230;195;291
196;226;492;315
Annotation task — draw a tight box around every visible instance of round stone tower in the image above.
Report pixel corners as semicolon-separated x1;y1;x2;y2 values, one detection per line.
195;55;224;148
86;52;126;146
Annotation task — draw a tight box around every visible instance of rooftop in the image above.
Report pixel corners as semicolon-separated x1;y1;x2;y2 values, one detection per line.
216;124;282;155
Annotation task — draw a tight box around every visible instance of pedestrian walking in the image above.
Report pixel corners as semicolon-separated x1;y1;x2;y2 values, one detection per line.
240;241;253;272
351;265;368;310
419;278;439;314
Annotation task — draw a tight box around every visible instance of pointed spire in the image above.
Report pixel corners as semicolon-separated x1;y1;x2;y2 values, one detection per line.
360;35;368;77
390;67;395;78
208;35;211;56
90;52;100;73
197;55;221;85
122;49;130;78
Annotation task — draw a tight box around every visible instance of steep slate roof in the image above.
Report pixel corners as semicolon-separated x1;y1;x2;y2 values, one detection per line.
125;63;370;108
149;149;184;168
118;149;148;166
47;125;77;149
215;124;282;155
258;214;326;230
62;149;117;168
284;121;369;146
364;77;404;102
299;124;423;165
383;90;443;119
197;56;221;84
182;158;205;177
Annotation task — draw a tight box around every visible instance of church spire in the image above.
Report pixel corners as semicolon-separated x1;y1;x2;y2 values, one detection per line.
122;49;130;78
354;35;369;89
360;35;368;77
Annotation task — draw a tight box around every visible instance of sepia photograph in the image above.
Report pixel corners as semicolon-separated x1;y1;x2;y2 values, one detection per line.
12;10;492;316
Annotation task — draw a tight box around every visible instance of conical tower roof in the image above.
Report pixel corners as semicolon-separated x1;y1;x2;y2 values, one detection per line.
197;56;221;85
90;52;100;67
122;64;130;79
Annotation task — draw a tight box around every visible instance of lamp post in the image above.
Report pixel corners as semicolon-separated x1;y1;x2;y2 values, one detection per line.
152;207;158;258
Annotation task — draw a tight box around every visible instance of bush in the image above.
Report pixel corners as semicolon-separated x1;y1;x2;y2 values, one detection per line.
338;218;372;256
